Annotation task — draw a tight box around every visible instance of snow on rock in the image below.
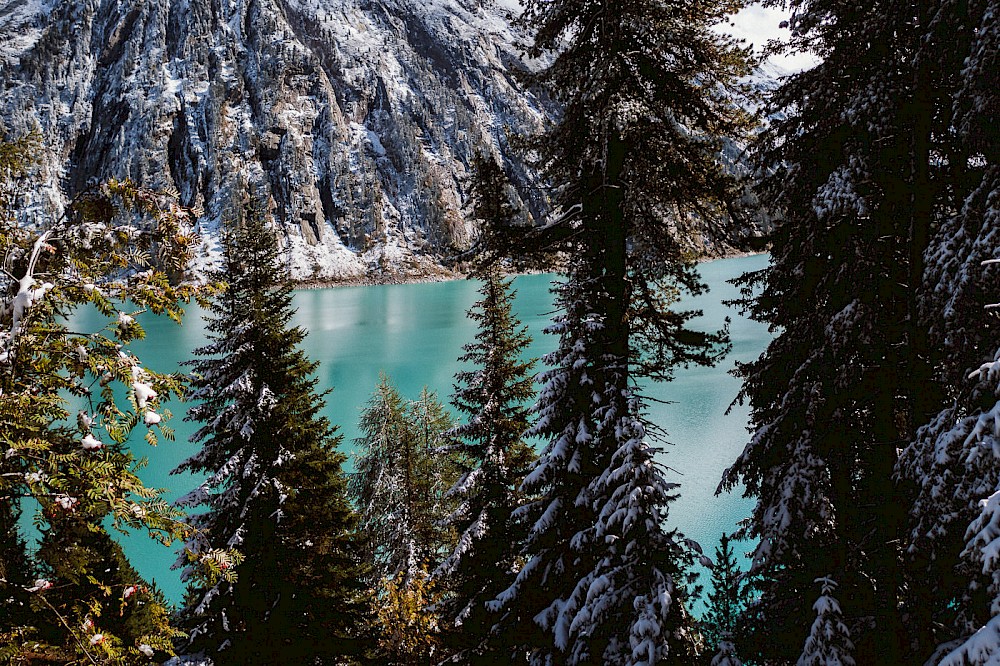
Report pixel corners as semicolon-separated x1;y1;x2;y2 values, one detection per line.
0;0;54;63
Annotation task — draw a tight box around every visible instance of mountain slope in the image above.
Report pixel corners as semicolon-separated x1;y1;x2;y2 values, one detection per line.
0;0;548;280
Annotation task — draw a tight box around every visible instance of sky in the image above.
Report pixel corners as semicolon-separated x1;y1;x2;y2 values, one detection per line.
492;0;819;74
726;4;821;73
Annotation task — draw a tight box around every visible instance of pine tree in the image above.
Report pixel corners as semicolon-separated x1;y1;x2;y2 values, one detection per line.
434;262;536;661
174;203;371;664
797;578;855;666
701;533;749;655
488;0;750;661
0;134;201;662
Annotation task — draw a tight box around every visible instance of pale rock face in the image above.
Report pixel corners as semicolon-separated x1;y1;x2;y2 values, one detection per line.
0;0;549;280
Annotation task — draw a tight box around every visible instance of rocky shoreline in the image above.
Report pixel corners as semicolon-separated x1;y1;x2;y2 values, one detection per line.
294;266;466;289
291;250;768;290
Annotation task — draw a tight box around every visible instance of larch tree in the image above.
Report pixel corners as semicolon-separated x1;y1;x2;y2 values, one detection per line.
0;134;202;662
718;0;978;661
350;375;419;583
174;203;371;664
410;386;462;564
349;377;461;665
349;376;459;586
434;259;536;660
488;0;751;662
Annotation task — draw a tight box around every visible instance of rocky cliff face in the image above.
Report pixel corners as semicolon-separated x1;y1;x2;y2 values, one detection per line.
0;0;549;280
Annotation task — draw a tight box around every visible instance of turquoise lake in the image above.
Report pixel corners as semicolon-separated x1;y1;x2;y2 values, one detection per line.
61;253;771;609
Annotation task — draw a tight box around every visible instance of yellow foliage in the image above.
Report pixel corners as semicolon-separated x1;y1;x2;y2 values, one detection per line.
375;568;443;665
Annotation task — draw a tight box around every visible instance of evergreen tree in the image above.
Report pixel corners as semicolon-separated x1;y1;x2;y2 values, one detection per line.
893;1;1000;661
0;134;201;662
935;486;1000;666
710;638;743;666
35;524;177;660
488;0;750;662
797;578;855;666
350;375;419;582
174;204;371;664
434;262;536;661
717;0;986;660
0;498;33;647
349;376;459;584
701;533;749;655
908;251;1000;664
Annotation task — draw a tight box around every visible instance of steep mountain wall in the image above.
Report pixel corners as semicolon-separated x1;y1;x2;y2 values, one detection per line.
0;0;549;280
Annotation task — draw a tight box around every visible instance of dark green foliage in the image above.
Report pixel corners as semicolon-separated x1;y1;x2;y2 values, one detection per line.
719;0;1000;662
435;263;537;662
487;0;750;662
0;499;33;644
34;522;176;655
175;203;372;664
894;0;1000;660
700;534;750;655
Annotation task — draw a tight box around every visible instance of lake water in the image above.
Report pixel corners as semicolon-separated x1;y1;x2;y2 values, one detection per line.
60;253;772;609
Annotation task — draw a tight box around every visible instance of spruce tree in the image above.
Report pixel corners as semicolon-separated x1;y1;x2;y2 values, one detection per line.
488;0;750;662
894;1;1000;661
717;0;984;660
905;262;1000;664
797;578;855;666
701;533;749;655
174;204;371;664
434;262;536;661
